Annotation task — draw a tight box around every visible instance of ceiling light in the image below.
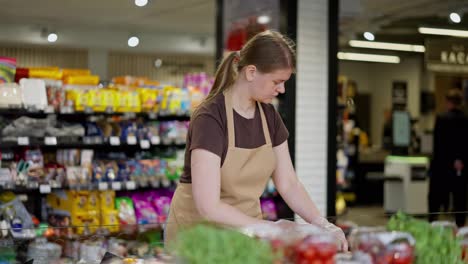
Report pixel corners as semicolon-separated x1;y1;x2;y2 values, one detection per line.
418;27;468;37
128;36;139;47
450;12;461;23
154;59;163;68
337;52;400;63
363;32;375;41
135;0;148;7
47;33;58;43
349;40;425;52
257;15;271;25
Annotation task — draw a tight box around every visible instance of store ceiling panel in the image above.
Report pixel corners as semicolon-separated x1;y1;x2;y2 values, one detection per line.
0;0;214;34
339;0;468;48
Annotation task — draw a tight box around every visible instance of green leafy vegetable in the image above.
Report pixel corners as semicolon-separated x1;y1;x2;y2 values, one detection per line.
387;212;463;264
168;224;279;264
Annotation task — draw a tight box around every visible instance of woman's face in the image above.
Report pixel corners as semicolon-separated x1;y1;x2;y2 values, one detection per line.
247;67;293;104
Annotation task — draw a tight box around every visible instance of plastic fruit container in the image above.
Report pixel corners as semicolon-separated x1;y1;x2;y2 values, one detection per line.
432;221;458;236
352;231;415;264
457;227;468;262
241;222;340;264
348;226;387;251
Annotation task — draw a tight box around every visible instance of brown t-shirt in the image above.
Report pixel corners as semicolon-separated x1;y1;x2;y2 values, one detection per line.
180;93;289;183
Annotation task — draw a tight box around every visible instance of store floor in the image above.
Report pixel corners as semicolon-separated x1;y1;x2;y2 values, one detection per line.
338;206;389;227
338;206;467;227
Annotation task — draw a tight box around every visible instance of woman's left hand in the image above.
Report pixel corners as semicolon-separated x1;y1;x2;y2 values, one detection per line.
311;217;348;252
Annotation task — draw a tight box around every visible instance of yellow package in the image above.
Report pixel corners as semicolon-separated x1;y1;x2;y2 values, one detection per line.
72;90;86;111
139;88;157;112
117;91;130;112
99;190;116;211
64;75;100;85
87;191;99;211
130;91;142;112
91;89;106;112
29;69;63;80
101;209;120;233
72;210;100;234
160;87;172;112
62;69;91;78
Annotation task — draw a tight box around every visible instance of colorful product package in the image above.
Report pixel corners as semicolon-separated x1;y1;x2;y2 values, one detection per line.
260;198;278;221
132;194;158;225
115;197;136;226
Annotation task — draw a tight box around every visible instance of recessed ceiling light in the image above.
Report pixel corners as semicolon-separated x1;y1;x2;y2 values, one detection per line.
128;36;139;47
47;33;58;43
363;32;375;41
338;52;400;63
257;15;271;25
349;40;425;52
154;59;163;68
135;0;148;7
418;27;468;37
450;12;461;23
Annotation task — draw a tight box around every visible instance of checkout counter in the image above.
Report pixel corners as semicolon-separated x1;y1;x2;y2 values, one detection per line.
384;156;430;214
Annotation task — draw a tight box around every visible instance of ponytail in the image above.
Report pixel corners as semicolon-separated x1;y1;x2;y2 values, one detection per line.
192;51;239;118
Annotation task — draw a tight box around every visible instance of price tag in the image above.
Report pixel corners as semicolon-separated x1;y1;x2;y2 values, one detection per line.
18;195;28;202
111;182;122;190
127;136;137;145
39;184;51;194
44;137;57;145
162;179;171;188
98;182;108;191
45;106;55;113
148;112;157;119
124;112;136;119
140;139;150;149
125;181;136;190
84;107;93;114
17;137;29;146
110;137;121;146
105;107;114;114
150;136;161;145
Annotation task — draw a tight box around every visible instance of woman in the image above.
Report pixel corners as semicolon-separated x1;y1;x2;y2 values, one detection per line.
165;30;347;250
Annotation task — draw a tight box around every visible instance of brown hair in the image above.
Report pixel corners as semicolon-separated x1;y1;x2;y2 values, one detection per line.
446;88;464;107
193;30;296;116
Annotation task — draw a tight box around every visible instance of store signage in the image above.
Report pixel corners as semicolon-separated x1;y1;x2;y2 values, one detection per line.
392;81;408;109
426;39;468;72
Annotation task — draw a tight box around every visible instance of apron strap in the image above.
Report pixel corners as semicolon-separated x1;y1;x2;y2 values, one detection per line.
257;102;272;145
224;89;236;148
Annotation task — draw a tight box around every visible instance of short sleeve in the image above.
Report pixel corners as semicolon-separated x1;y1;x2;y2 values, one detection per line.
272;107;289;147
189;113;225;158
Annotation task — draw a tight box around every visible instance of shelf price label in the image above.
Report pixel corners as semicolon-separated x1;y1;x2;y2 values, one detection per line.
140;140;150;149
148;112;158;119
98;182;108;191
111;182;122;190
45;137;57;145
110;137;121;146
127;136;137;145
17;137;29;146
39;184;51;194
150;136;161;145
125;181;136;190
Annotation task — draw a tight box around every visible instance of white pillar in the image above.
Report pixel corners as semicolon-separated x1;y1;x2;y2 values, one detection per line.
88;48;109;81
295;0;329;219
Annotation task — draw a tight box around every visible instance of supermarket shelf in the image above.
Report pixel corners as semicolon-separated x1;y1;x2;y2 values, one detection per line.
0;107;191;121
0;136;186;149
0;180;177;194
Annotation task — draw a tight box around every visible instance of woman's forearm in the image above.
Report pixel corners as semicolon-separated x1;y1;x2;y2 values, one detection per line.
277;179;322;223
198;201;270;227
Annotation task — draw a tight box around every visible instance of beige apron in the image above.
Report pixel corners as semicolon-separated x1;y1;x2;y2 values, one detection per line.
165;89;277;244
